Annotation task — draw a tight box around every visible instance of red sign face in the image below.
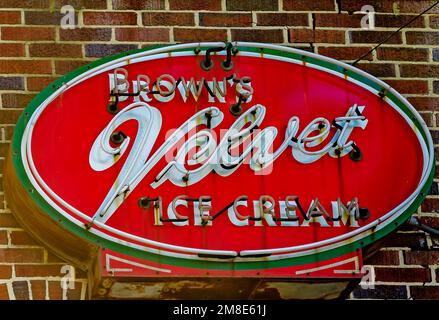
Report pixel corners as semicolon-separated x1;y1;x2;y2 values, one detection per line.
10;43;434;277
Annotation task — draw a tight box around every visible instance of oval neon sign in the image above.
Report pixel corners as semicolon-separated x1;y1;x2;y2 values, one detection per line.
5;42;434;273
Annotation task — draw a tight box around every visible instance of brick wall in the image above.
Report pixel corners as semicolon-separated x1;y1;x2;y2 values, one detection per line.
0;0;438;300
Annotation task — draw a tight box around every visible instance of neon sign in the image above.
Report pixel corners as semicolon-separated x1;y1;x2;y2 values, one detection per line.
4;43;434;293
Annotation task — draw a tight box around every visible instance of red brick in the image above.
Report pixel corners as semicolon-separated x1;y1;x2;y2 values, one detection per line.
339;0;394;13
2;94;36;109
24;11;78;25
115;27;169;42
15;264;68;277
421;198;439;213
0;145;8;162
0;0;48;8
60;28;112;41
48;281;83;300
257;13;308;26
383;232;428;249
67;282;83;299
232;29;284;43
55;0;107;9
0;44;25;57
0;249;44;263
0;213;19;228
16;263;86;278
30;280;46;300
410;286;439;299
283;0;335;11
12;281;29;300
397;1;439;14
434;129;439;144
289;29;345;44
1;27;55;41
356;63;396;77
400;64;439;78
10;231;39;246
377;47;428;62
409;97;439;111
0;231;7;245
406;31;439;45
226;0;278;11
85;44;138;57
26;77;58;92
318;46;372;61
0;265;12;279
314;13;361;27
200;13;252;27
29;43;82;58
404;251;439;265
384;80;429;94
174;28;227;42
364;250;400;265
142;12;194;26
2;0;102;9
0;60;52;74
419;216;439;229
0;284;8;299
47;281;63;300
83;12;137;25
55;60;89;75
0;143;10;158
375;14;425;28
350;31;402;44
112;0;164;10
430;16;439;28
169;0;221;11
0;107;20;124
375;267;431;282
0;11;21;24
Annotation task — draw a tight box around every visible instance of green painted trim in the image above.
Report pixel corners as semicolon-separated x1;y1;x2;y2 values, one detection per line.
11;43;435;271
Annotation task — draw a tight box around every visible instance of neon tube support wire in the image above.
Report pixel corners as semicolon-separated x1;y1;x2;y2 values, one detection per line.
408;216;439;237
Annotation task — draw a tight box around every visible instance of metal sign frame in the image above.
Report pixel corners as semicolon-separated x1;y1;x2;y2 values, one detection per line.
6;42;435;273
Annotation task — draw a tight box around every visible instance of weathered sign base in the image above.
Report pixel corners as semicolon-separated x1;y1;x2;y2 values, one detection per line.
89;248;364;300
93;277;358;300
